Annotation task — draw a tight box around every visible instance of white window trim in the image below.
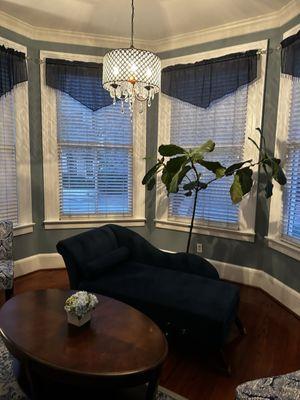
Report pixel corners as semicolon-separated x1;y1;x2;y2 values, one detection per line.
266;24;300;261
40;50;146;230
0;36;33;236
156;40;268;242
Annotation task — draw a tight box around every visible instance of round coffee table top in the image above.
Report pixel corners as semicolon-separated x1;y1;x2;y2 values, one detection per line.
0;289;168;378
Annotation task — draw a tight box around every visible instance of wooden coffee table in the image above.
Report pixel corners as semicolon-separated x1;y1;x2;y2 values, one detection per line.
0;289;168;400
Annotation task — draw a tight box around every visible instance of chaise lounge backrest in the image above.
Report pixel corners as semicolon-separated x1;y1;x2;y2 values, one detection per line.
57;224;219;289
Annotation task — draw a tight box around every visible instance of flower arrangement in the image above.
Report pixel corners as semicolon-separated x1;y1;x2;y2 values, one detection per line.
64;291;98;325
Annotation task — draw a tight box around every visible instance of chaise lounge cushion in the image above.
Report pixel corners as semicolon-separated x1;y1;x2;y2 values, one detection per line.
79;261;239;346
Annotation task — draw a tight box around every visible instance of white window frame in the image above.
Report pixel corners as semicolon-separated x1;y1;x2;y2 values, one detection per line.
155;40;268;242
267;24;300;261
0;36;33;236
41;50;146;230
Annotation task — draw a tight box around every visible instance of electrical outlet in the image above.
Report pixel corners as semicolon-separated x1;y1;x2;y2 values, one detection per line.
196;243;203;253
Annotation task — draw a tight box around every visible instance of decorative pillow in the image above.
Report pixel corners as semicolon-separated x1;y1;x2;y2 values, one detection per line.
83;246;130;280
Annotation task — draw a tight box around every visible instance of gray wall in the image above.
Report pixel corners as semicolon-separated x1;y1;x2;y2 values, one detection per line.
0;15;299;291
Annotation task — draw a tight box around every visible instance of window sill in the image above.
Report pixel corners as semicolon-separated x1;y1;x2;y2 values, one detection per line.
14;223;35;236
155;219;255;242
44;218;146;230
266;236;300;261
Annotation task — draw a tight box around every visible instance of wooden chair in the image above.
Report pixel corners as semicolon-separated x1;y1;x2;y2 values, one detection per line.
0;221;14;301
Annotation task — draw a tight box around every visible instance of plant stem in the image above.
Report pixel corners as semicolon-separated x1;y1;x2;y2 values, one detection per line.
186;187;199;253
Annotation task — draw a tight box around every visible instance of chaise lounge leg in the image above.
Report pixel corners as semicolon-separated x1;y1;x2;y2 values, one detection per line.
218;349;232;376
235;316;247;336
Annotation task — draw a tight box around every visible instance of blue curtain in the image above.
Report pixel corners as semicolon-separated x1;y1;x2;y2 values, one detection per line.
281;30;300;78
46;59;112;111
0;45;28;98
161;50;258;108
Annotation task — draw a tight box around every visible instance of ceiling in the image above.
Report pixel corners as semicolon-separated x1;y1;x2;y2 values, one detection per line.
0;0;293;42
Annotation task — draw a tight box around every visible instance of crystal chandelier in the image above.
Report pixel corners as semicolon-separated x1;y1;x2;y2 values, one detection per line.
102;0;161;112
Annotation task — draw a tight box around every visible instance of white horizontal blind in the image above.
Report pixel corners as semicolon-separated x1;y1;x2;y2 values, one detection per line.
282;77;300;244
168;85;248;228
56;91;133;217
0;91;18;224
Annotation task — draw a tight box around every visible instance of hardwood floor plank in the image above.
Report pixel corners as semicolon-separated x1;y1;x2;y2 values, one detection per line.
0;269;299;400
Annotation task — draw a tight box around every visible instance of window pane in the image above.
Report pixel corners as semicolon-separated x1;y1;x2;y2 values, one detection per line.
168;86;248;228
282;79;300;244
56;92;133;216
0;91;18;224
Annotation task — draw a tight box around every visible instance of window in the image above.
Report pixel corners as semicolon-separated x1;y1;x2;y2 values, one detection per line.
156;41;267;242
168;86;248;229
282;78;300;244
268;25;300;259
41;52;146;229
0;38;33;235
57;91;133;216
0;92;18;224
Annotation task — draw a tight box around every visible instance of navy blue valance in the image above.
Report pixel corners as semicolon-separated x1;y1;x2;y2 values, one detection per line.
46;59;112;111
161;50;258;108
0;45;28;98
281;30;300;78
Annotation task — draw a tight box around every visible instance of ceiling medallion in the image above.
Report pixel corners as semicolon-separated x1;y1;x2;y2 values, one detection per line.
102;0;161;112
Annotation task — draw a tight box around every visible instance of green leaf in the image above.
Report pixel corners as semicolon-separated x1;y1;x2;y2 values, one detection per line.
183;181;197;191
263;157;287;186
146;177;156;190
230;167;253;204
198;160;226;178
158;144;186;157
168;163;191;194
142;162;161;185
165;156;188;172
265;179;274;198
178;165;192;186
190;140;215;162
184;191;193;197
225;160;252;176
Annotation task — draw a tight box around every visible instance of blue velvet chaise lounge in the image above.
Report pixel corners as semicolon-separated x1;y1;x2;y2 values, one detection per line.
57;225;244;359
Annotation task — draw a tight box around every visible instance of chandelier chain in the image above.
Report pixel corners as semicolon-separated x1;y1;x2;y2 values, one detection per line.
130;0;134;48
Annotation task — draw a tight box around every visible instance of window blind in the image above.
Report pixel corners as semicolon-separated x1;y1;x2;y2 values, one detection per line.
168;85;248;228
0;91;18;224
56;91;133;217
282;78;300;244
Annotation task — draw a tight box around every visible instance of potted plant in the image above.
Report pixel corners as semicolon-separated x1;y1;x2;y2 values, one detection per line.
142;129;286;253
64;291;99;327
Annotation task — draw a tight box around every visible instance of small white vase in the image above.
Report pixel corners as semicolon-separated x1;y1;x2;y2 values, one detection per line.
66;310;91;327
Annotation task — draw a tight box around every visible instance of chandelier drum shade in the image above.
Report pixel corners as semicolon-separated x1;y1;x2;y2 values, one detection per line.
102;0;161;111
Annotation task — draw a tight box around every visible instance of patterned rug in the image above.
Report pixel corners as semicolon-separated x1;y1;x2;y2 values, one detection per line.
0;338;187;400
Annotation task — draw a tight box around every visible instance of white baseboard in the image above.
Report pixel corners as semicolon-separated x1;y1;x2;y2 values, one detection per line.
209;259;300;317
14;253;65;278
14;252;300;317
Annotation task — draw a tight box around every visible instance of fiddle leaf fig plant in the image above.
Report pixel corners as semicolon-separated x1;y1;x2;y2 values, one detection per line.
142;128;286;253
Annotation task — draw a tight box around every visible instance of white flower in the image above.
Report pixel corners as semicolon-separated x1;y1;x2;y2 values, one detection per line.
64;291;99;319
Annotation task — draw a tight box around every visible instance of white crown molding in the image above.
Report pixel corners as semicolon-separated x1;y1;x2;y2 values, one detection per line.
14;252;300;317
0;0;299;53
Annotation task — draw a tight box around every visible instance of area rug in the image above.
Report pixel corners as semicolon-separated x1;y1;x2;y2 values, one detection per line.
0;338;187;400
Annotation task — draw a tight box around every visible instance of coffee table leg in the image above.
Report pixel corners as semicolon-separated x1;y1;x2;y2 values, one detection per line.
145;367;161;400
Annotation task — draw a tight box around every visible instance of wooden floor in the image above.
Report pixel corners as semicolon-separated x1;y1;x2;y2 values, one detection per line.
1;269;300;400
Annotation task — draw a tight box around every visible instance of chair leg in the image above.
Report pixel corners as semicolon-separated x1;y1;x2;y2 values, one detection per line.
235;316;247;336
5;285;14;301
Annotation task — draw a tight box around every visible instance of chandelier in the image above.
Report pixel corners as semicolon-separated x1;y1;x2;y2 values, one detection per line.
102;0;161;112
